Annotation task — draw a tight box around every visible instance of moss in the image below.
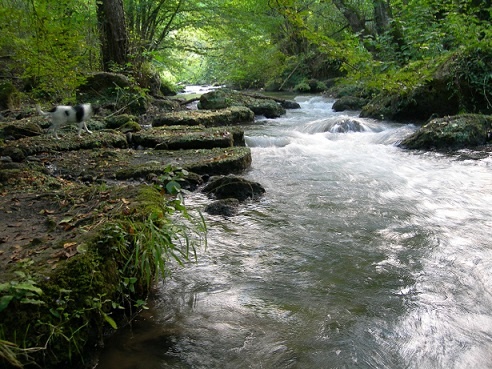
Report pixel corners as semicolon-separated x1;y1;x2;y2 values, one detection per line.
0;100;253;368
400;114;492;150
0;132;129;158
0;250;120;368
132;126;234;150
152;107;254;127
0;181;187;368
119;121;142;133
133;185;169;219
0;82;21;110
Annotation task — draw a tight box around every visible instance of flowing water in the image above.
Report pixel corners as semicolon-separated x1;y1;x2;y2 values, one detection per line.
96;96;492;369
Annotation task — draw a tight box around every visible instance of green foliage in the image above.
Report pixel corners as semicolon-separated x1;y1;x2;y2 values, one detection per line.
294;80;311;92
448;44;492;113
0;175;206;368
0;261;44;313
0;0;99;102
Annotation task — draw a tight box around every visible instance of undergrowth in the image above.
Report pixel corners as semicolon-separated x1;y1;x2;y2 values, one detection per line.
0;167;207;368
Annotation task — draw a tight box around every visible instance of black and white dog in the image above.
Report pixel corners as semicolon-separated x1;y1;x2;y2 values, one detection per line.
37;103;93;139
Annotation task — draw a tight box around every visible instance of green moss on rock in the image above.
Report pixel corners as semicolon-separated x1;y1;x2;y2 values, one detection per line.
0;131;129;158
198;89;286;118
152;106;254;127
400;114;492;150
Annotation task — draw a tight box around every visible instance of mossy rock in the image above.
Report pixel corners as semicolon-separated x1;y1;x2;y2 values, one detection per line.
77;72;150;115
151;97;182;112
131;126;243;150
361;77;460;121
0;81;20;110
105;114;138;129
104;114;142;133
360;46;492;122
1;120;43;139
0;131;129;158
332;96;368;112
119;121;142;133
399;114;492;150
114;147;252;179
198;89;286;118
152;107;254;127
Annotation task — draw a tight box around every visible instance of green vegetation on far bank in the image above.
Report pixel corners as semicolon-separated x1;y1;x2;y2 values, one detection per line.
1;0;491;117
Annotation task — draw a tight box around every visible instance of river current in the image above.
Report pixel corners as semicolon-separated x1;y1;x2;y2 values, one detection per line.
96;96;492;369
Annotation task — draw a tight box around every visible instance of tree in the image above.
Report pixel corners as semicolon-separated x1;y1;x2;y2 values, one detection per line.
96;0;129;71
0;0;97;102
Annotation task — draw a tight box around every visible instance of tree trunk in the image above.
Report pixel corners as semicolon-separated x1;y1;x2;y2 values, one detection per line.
97;0;129;71
373;0;391;34
332;0;371;37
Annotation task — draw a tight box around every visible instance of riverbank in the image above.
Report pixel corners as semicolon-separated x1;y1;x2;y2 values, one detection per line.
0;90;289;368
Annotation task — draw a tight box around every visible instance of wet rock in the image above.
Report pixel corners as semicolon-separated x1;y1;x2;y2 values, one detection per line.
331;119;364;133
399;114;492;150
198;89;286;118
332;96;367;112
205;198;240;216
281;100;301;109
202;175;265;201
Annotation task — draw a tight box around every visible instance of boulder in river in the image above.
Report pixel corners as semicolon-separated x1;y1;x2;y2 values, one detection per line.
198;88;288;118
202;175;265;201
205;198;240;217
153;106;254;127
399;114;492;150
332;96;368;112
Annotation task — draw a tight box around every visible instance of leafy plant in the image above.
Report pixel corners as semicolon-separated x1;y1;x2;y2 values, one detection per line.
156;166;189;195
0;264;44;313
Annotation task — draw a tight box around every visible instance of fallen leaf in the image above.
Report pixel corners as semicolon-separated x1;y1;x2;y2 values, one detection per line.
63;242;77;249
58;217;73;224
40;209;55;215
64;248;78;259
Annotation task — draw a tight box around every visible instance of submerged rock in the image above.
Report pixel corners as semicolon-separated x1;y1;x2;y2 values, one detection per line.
205;198;240;216
330;119;364;133
399;114;492;150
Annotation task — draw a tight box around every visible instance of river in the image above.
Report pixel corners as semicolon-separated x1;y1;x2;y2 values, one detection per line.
96;95;492;369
